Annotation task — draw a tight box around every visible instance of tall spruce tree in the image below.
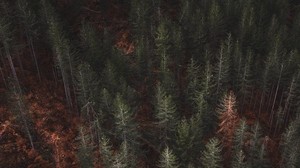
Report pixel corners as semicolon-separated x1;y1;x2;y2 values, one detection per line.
158;147;179;168
155;83;178;145
217;91;239;146
0;2;21;88
16;0;41;81
41;0;76;109
281;116;300;168
77;126;94;168
113;93;138;148
200;137;223;168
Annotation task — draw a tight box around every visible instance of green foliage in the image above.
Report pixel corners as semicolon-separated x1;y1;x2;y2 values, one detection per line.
41;0;76;108
215;41;230;94
112;140;137;168
77;126;94;168
7;81;35;149
155;83;178;143
113;93;138;146
75;63;99;118
0;2;13;49
200;137;223;168
232;150;247;168
233;119;248;152
80;23;105;72
158;147;179;168
99;136;113;168
281;117;300;168
175;114;203;166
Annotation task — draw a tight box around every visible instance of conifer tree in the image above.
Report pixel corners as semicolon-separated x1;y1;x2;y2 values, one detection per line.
155;18;177;95
201;59;215;97
41;0;76;109
175;115;203;166
75;63;99;118
232;150;247;168
200;137;223;168
186;58;201;100
112;140;137;168
155;83;178;144
217;91;239;146
215;41;230;95
0;2;20;88
158;147;179;168
113;93;138;146
77;126;94;168
238;50;253;109
99;136;113;168
16;0;41;81
281;116;300;168
207;0;224;45
80;22;106;73
233;119;248;152
8;81;35;149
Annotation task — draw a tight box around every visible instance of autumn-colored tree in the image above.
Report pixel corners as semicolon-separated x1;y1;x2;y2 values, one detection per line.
217;91;239;147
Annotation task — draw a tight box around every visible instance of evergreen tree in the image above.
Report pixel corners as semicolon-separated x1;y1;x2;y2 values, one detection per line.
215;41;230;95
112;140;137;168
16;0;41;81
155;18;177;95
155;83;178;145
75;63;99;118
41;0;76;109
233;119;248;152
232;150;247;168
8;81;35;149
200;137;223;168
175;115;203;166
0;2;20;88
80;22;107;73
77;126;94;168
237;50;253;109
158;146;179;168
207;0;224;45
113;93;138;147
186;58;201;100
281;116;300;168
99;136;113;168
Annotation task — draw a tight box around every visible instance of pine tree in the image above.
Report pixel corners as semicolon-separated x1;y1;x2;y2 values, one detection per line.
112;140;137;168
99;136;113;168
41;0;76;109
155;83;178;144
238;50;253;110
155;18;177;95
16;0;41;81
8;81;35;149
281;116;300;168
113;93;138;146
80;22;106;73
77;126;94;168
75;63;99;118
233;119;248;152
217;91;239;146
158;147;179;168
0;2;20;88
207;0;224;45
175;115;203;166
186;58;201;100
232;150;247;168
215;41;230;95
200;137;223;168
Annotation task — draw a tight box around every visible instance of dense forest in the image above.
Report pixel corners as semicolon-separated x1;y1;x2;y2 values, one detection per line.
0;0;300;167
